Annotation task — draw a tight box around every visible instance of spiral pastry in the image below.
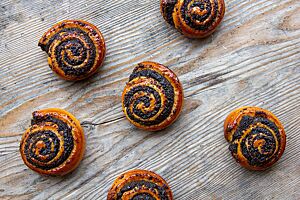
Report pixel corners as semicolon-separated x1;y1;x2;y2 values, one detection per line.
224;106;286;170
107;169;173;200
160;0;225;38
122;61;184;131
20;108;85;176
38;20;106;81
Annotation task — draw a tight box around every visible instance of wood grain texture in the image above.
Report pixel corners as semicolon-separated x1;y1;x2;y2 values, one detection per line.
0;0;299;199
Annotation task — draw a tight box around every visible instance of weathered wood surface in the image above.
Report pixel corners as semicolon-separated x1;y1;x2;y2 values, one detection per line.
0;0;299;199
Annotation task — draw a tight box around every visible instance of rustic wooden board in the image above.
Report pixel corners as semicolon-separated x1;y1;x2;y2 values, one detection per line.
0;0;299;199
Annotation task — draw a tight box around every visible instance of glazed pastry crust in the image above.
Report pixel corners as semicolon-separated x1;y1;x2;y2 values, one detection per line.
39;20;106;81
224;106;286;170
107;169;173;200
20;108;85;176
122;61;184;131
160;0;225;38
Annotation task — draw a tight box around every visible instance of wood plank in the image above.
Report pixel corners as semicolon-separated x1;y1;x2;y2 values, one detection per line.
0;0;299;199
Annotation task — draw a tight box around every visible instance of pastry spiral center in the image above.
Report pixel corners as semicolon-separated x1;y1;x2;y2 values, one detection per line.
181;0;219;30
23;115;74;170
188;1;210;21
133;89;161;116
230;116;281;167
64;41;87;66
28;131;60;163
45;28;97;76
242;126;277;162
124;68;175;126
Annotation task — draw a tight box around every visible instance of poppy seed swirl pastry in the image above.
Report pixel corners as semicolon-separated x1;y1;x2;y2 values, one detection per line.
160;0;225;38
107;169;173;200
20;108;85;176
122;61;184;131
224;106;286;170
38;20;106;81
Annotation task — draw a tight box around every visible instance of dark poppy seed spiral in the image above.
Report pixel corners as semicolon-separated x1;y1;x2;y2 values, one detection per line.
20;109;85;176
124;86;161;120
26;131;60;162
131;193;156;200
107;169;173;200
224;107;286;170
124;70;174;126
50;29;95;76
160;0;225;38
122;62;183;131
237;116;280;167
161;0;177;25
117;181;169;200
23;115;74;170
38;20;106;81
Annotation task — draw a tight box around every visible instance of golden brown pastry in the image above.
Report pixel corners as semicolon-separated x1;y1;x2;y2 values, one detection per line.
107;169;173;200
224;106;286;170
122;61;184;131
160;0;225;38
20;108;85;176
38;20;106;81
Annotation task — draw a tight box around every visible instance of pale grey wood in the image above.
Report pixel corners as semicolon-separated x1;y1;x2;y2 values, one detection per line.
0;0;299;199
